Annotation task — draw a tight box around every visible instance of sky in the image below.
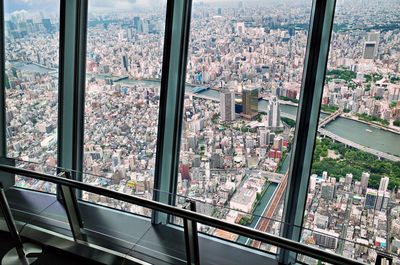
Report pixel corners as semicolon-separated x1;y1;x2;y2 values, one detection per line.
5;0;59;16
5;0;166;16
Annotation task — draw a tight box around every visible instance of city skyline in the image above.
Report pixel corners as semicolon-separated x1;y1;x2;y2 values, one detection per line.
3;0;400;264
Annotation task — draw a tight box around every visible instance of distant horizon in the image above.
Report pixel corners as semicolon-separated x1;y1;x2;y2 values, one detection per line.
4;0;397;18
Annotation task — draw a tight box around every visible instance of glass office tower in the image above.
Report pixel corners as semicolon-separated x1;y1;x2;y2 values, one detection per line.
0;0;399;264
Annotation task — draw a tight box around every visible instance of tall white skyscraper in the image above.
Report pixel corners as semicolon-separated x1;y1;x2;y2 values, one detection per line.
267;96;281;130
361;172;370;194
379;176;389;192
220;89;235;121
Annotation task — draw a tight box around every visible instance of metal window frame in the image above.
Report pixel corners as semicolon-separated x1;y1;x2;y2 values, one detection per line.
279;0;337;263
152;0;192;224
0;0;5;157
58;0;87;182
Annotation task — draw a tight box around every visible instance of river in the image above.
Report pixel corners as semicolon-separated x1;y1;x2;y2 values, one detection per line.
325;117;400;157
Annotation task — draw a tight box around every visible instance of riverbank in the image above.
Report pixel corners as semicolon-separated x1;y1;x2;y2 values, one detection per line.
341;114;400;135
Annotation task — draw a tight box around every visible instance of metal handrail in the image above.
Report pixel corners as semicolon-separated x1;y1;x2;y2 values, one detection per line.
0;164;366;265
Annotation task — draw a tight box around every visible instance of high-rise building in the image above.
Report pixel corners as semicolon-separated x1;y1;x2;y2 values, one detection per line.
273;136;283;151
268;132;275;144
354;181;362;194
361;172;370;194
374;190;390;211
126;28;134;41
42;18;52;33
220;89;235;121
259;129;270;147
322;171;328;180
363;42;376;59
321;182;334;201
133;16;142;32
122;55;129;72
242;86;258;118
309;174;317;192
382;192;390;211
375;190;384;211
363;31;379;59
267;96;281;130
364;189;377;209
379;176;389;192
142;20;150;34
345;173;353;185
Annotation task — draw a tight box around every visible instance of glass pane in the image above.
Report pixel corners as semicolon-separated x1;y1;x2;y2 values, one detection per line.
3;181;70;237
4;0;60;192
177;0;312;254
13;159;57;193
302;0;400;264
172;190;285;255
83;0;167;215
78;190;187;265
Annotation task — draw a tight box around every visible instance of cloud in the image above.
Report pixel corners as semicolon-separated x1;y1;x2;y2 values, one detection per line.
5;0;59;15
89;0;165;12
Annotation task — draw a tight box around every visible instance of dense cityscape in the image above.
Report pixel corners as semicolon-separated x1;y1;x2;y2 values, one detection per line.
3;0;400;264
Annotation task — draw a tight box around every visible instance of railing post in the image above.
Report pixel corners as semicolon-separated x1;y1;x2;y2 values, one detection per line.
279;0;336;264
0;158;15;189
0;183;26;261
58;172;83;241
0;182;43;265
183;200;200;265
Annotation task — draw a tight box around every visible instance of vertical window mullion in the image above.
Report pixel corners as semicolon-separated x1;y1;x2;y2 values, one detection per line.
58;0;87;181
279;0;336;263
74;0;88;183
0;0;6;157
152;0;192;224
